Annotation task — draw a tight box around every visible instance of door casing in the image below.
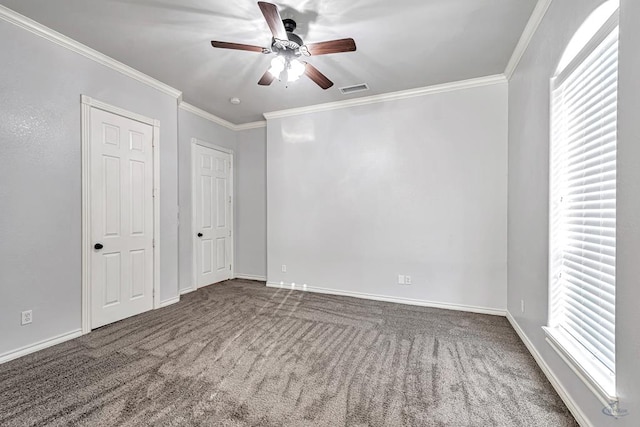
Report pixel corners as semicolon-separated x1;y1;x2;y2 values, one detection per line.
81;95;161;334
190;138;234;291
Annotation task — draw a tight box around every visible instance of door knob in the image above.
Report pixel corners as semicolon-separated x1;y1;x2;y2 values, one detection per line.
94;243;104;250
197;233;203;237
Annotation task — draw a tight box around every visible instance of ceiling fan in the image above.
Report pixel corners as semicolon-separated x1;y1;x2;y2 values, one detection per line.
211;1;356;90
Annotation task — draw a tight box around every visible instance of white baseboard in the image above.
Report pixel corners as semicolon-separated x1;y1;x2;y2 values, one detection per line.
235;274;267;282
266;281;505;316
179;287;195;295
159;296;180;307
0;329;83;365
506;312;592;427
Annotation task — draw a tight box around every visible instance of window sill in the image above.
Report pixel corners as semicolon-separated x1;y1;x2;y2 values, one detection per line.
543;326;617;408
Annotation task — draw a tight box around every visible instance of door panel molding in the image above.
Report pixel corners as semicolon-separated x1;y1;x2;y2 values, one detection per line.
81;95;161;335
191;138;234;290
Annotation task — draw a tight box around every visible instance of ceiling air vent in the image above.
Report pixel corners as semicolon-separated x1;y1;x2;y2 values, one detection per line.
339;83;369;95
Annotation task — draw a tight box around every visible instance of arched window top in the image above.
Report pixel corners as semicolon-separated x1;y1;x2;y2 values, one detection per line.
556;0;619;74
547;0;620;406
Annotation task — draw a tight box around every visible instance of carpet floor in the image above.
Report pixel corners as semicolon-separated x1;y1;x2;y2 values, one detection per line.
0;279;577;426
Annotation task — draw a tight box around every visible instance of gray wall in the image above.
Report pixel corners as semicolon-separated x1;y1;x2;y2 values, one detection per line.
615;0;640;422
266;82;508;311
0;19;180;355
0;14;268;357
177;109;236;293
507;0;640;425
235;128;267;278
176;118;267;286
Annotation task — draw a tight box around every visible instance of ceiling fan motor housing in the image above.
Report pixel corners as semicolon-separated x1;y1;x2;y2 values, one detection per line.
286;32;303;47
270;18;304;55
282;18;297;33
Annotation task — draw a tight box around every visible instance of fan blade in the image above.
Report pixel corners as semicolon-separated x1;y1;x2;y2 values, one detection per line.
258;2;288;40
258;69;276;86
211;41;266;53
304;63;333;90
306;38;356;56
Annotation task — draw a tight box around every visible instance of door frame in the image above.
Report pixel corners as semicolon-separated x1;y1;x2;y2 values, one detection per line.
80;95;161;334
190;138;234;291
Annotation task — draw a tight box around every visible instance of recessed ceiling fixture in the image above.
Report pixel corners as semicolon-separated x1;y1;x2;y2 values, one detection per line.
211;1;357;90
229;97;241;105
339;83;370;95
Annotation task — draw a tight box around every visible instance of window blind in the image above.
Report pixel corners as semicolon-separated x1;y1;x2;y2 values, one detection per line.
550;25;618;374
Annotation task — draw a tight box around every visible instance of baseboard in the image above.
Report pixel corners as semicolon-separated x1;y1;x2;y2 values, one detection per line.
179;287;195;295
0;329;83;365
159;296;180;307
266;281;505;316
506;312;592;427
235;274;267;282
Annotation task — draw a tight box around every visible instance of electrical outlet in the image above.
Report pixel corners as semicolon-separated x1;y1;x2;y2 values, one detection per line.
281;264;287;273
405;275;412;285
398;275;405;285
521;299;525;314
21;310;32;325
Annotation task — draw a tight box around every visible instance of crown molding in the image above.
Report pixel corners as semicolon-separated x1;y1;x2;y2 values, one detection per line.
505;0;554;79
179;102;236;130
263;74;507;120
0;4;182;99
235;121;267;131
179;102;266;131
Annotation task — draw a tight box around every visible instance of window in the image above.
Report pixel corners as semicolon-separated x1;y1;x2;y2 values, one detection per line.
545;0;619;406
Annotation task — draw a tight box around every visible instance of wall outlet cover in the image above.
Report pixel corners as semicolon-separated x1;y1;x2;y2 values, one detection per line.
405;275;412;285
21;310;32;325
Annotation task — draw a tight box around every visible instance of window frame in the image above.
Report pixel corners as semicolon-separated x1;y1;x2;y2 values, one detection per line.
545;7;619;409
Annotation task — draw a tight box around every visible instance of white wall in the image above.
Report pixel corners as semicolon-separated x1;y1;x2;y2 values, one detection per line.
235;127;267;279
0;19;180;355
266;82;508;312
177;108;236;293
507;0;640;425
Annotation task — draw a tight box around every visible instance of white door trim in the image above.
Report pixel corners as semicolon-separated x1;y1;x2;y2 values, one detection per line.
191;138;234;290
81;95;161;334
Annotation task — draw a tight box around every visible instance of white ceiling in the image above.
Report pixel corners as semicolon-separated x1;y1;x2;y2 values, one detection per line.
1;0;537;124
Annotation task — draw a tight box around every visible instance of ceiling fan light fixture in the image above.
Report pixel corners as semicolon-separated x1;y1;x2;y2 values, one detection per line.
269;56;285;78
210;2;356;90
287;59;306;82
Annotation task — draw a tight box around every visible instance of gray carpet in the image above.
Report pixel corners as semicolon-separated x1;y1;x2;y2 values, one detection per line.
0;279;577;426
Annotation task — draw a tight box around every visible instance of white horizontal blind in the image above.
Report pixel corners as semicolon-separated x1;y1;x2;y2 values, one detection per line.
550;24;618;374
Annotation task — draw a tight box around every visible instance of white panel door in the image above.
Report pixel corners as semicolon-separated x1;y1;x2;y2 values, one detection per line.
90;107;154;329
194;144;232;287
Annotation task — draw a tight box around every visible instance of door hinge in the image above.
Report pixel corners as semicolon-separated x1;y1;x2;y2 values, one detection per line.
228;230;232;237
229;264;232;270
152;239;156;248
228;196;232;204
